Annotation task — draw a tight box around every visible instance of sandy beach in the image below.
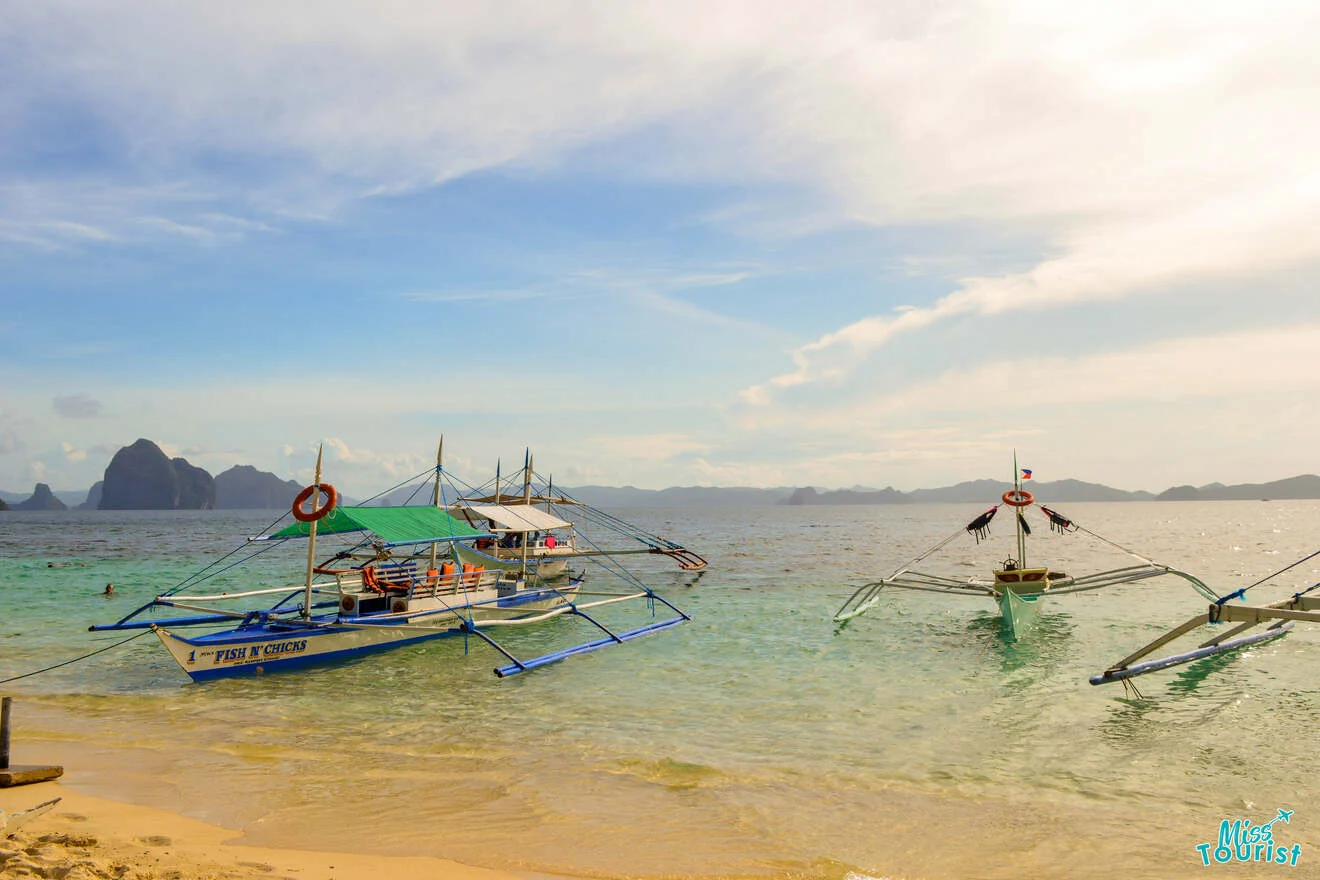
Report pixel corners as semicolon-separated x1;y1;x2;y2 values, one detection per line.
1;782;527;880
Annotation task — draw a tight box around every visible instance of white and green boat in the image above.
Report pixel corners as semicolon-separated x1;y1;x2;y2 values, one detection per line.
835;460;1213;640
446;451;708;577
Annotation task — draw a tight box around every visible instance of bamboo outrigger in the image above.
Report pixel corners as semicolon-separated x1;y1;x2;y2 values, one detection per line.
1090;550;1320;686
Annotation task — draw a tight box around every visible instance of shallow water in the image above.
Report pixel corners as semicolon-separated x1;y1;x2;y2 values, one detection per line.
2;502;1318;878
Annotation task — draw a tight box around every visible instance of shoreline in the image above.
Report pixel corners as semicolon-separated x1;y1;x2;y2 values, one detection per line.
1;780;535;880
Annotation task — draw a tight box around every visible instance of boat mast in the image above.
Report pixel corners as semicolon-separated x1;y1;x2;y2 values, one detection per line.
302;444;324;620
519;449;532;577
1013;450;1027;568
429;437;443;573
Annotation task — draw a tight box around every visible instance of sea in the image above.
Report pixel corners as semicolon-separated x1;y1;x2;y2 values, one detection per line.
1;501;1318;880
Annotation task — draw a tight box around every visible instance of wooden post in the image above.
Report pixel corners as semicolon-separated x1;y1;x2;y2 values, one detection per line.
0;697;63;787
1;696;11;769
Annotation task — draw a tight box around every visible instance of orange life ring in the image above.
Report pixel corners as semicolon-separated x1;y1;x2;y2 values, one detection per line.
1002;488;1034;507
292;483;338;522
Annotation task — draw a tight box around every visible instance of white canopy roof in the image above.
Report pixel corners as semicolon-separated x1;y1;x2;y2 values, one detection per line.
466;504;572;533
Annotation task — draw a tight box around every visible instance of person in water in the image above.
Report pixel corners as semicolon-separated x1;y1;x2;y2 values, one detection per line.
103;583;115;596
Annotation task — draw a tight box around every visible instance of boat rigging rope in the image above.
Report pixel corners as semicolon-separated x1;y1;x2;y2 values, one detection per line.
1062;520;1157;566
834;525;970;621
158;509;290;598
1214;547;1320;605
0;629;154;685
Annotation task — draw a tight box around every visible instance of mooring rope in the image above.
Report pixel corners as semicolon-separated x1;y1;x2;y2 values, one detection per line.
0;629;155;685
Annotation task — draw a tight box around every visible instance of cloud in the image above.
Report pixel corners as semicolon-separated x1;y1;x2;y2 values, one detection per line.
5;1;1320;494
52;393;104;419
0;181;276;252
741;322;1320;439
744;173;1320;402
9;1;1318;276
308;437;432;487
581;432;711;463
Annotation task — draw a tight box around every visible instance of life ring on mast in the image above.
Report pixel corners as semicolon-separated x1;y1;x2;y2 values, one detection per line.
1002;488;1034;507
292;483;338;522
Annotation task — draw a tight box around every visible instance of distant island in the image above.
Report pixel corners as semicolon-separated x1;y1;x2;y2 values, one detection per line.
1;438;1319;509
0;439;303;511
783;474;1320;505
572;474;1320;507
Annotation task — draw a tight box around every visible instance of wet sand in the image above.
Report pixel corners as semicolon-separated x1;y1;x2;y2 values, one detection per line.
1;782;528;880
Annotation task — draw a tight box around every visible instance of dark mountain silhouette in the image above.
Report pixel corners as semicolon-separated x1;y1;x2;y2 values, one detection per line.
80;481;103;509
23;456;1320;511
99;439;215;510
789;478;1155;505
1156;474;1320;501
214;465;303;509
11;483;68;511
788;486;908;505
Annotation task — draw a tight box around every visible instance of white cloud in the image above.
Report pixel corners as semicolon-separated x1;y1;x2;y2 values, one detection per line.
10;1;1319;279
5;1;1320;493
53;393;104;419
739;323;1320;444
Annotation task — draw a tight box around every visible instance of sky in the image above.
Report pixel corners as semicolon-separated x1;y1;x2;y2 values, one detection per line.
4;0;1320;499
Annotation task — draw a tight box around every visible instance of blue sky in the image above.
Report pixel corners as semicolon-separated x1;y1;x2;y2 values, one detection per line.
4;1;1320;497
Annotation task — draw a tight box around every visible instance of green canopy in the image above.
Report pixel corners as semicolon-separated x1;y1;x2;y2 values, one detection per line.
268;506;488;546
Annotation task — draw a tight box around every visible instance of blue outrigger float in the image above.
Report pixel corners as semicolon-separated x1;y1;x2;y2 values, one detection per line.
92;445;695;681
1090;549;1320;686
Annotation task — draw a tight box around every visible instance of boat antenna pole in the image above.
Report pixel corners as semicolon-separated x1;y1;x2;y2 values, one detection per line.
302;444;324;620
429;437;443;573
1013;450;1027;568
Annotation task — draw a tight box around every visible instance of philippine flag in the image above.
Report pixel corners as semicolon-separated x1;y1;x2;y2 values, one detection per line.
1021;468;1033;480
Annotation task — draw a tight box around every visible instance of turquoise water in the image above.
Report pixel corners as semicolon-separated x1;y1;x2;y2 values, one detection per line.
2;502;1319;879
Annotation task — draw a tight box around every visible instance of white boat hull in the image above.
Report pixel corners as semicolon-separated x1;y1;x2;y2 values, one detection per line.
153;581;580;681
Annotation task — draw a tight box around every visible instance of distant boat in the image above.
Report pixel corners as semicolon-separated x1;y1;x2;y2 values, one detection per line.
92;444;693;681
835;457;1214;640
446;450;708;576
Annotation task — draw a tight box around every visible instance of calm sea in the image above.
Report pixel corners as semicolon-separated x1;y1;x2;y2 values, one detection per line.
2;502;1318;879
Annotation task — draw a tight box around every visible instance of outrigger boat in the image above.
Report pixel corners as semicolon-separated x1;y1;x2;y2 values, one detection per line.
91;445;693;681
1090;549;1319;687
834;464;1214;640
446;451;708;576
